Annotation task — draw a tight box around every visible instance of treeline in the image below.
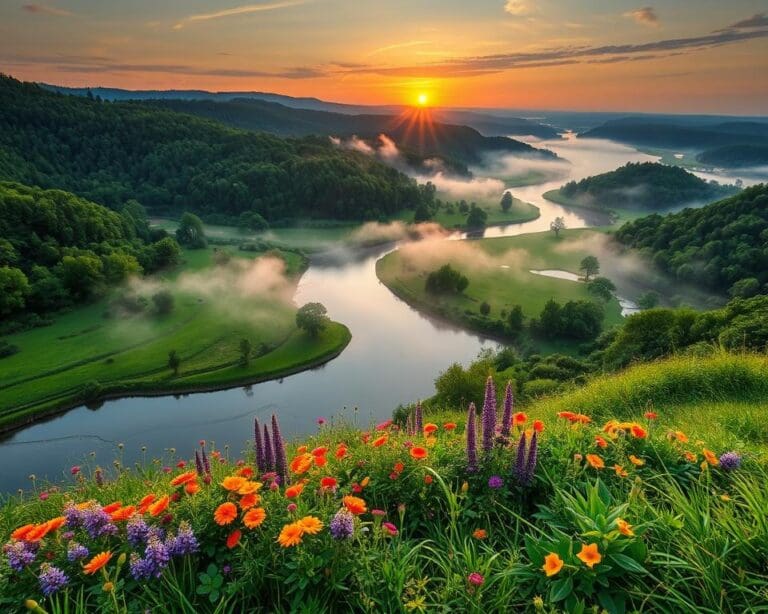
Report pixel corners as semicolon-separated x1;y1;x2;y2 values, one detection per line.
696;144;768;169
559;162;737;210
0;182;180;327
614;184;768;297
0;75;428;223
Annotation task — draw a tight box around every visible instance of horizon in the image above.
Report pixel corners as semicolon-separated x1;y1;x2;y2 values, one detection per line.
2;1;767;114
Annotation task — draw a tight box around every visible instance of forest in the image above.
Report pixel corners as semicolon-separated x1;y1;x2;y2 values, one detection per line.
696;144;768;168
0;76;431;224
614;184;768;297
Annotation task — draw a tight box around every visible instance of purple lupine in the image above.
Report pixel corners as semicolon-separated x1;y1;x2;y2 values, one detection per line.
201;445;211;476
144;536;170;578
263;424;274;472
254;418;265;472
126;515;150;547
466;402;478;472
500;381;514;438
66;542;89;562
329;508;354;540
406;414;413;437
129;553;150;580
523;432;538;485
81;503;116;538
166;521;199;557
414;402;423;434
719;451;741;471
3;540;37;572
194;450;204;476
481;376;497;453
272;414;289;486
513;431;527;483
38;563;69;597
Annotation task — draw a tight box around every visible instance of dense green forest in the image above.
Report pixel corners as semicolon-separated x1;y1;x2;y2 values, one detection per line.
0;181;179;326
696;144;768;168
614;184;768;297
0;75;430;223
558;162;737;210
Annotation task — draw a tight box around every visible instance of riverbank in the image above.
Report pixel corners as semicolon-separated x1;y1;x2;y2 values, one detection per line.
0;247;352;434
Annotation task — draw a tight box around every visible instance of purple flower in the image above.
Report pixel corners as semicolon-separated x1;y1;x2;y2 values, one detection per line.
406;413;413;437
414;402;423;434
524;432;538;484
481;376;496;453
38;563;69;597
513;432;538;486
63;501;84;528
466;402;478;472
66;541;89;562
329;508;354;540
166;521;199;557
254;418;265;473
263;424;274;473
94;467;104;487
194;450;204;476
719;451;741;471
144;536;170;577
81;503;116;538
201;446;211;476
513;431;527;483
500;381;514;438
129;553;150;580
3;540;37;572
488;475;504;489
127;515;149;547
272;415;289;486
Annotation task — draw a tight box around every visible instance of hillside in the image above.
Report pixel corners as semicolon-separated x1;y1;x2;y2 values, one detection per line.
614;184;768;297
0;75;429;224
544;162;737;212
696;144;768;168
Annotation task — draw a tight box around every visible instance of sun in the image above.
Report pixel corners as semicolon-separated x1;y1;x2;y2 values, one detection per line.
416;93;428;107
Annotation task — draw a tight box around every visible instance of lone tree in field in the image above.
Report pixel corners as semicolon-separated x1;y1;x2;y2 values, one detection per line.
579;256;600;281
175;212;207;249
500;191;513;212
239;338;252;366
587;276;616;301
168;350;180;376
296;302;330;337
550;217;566;238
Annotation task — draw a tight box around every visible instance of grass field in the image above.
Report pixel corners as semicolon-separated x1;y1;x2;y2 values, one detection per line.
376;228;624;351
395;196;540;228
0;247;351;430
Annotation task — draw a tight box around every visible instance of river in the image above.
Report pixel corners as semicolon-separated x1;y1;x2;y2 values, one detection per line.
0;135;762;492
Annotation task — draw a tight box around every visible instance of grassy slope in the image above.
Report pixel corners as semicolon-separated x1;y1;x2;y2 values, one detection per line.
376;229;623;350
0;248;351;430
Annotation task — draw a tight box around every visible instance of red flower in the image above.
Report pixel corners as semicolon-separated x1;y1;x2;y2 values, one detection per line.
226;529;241;549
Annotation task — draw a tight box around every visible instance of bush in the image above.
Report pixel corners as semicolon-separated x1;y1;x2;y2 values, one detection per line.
152;290;174;316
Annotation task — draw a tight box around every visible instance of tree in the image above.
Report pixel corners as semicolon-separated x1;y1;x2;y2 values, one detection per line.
103;252;142;284
465;205;488;229
480;301;491;316
500;191;513;212
56;254;104;300
239;338;252;366
425;264;469;295
0;266;29;316
507;304;525;338
151;237;181;269
637;291;660;309
413;201;433;223
176;212;207;249
538;299;562;338
550;217;566;237
729;277;760;298
239;211;269;232
587;276;616;301
579;256;600;281
168;350;180;376
296;302;330;337
152;290;174;315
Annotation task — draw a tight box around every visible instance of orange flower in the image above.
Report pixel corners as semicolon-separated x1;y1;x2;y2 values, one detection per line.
585;454;605;469
226;529;241;549
576;543;602;568
613;464;628;478
343;495;367;515
45;516;67;532
314;456;328;468
25;524;50;542
221;476;247;492
393;462;405;473
170;471;197;487
630;424;647;439
148;495;170;517
542;553;564;577
239;493;260;510
703;448;719;466
424;474;433;485
83;551;112;575
320;476;338;489
237;481;262;495
443;422;457;431
110;506;136;522
289;453;314;475
423;423;438;436
184;481;200;495
472;528;487;540
297;516;324;535
11;524;35;540
243;507;266;529
683;451;697;462
372;435;388;448
277;522;303;547
410;446;428;460
629;455;645;467
595;435;608;449
237;467;255;478
360;476;370;488
575;414;592;424
296;445;307;454
285;483;305;499
513;412;527;426
671;430;689;443
102;502;122;514
335;446;348;460
533;419;545;432
644;411;658;420
311;446;328;457
137;494;156;514
616;518;634;536
557;411;577;421
214;502;238;526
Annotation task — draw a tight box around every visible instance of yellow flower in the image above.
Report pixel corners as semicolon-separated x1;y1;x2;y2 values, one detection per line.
297;516;324;535
628;455;645;467
616;518;634;536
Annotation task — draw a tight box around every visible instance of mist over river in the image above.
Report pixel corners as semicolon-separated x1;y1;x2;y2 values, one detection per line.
1;136;763;492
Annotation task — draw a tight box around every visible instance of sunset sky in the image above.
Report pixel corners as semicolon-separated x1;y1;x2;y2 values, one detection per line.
1;0;767;114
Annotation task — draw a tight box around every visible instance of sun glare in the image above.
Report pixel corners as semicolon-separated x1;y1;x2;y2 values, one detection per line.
417;93;428;107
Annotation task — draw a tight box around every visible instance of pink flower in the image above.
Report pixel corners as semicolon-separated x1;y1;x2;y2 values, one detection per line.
176;460;186;468
375;420;393;431
162;466;172;473
39;492;49;501
199;440;206;447
382;522;398;536
371;509;386;517
287;503;297;513
468;572;484;586
317;417;326;426
70;466;81;475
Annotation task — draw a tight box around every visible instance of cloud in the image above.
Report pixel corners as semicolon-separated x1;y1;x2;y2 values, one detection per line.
717;13;768;31
624;7;660;28
174;0;309;30
366;40;432;57
504;1;534;16
21;3;72;16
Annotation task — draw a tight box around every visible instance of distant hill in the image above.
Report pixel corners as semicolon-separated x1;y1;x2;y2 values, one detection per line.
545;162;738;211
614;183;768;297
696;144;768;169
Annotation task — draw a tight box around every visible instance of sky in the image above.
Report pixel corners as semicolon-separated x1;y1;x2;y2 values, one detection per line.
1;0;767;114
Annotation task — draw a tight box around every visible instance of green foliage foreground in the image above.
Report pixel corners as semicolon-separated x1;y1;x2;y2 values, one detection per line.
1;353;767;612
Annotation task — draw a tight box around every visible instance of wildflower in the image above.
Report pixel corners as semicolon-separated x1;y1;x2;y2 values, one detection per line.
226;530;241;549
488;475;504;489
239;492;259;510
214;502;238;526
241;507;266;529
576;543;601;568
683;451;697;462
277;523;303;547
237;480;262;495
629;455;645;467
513;412;527;427
166;521;199;556
254;418;265;472
557;411;577;421
376;420;393;431
616;518;634;536
11;524;35;541
410;446;428;460
703;449;719;466
317;417;326;426
221;476;247;491
70;466;81;475
287;503;297;513
513;431;538;485
481;376;497;453
184;481;200;496
81;503;117;538
472;529;487;540
126;515;149;547
613;464;628;478
414;402;423;434
170;471;197;487
424;475;433;485
500;381;514;437
3;540;37;571
467;572;484;586
148;495;170;517
372;435;388;447
272;415;290;485
298;516;324;535
320;476;338;490
630;424;647;439
83;551;112;575
393;462;405;473
466;402;478;472
335;445;348;460
533;419;545;432
38;563;69;597
343;496;367;515
311;446;328;457
329;508;354;540
289;454;314;475
263;424;275;473
595;435;608;449
670;430;689;443
66;541;89;562
285;483;305;499
719;451;741;471
110;505;136;522
443;422;457;431
382;522;398;536
585;454;605;469
644;411;658;420
542;553;564;577
533;596;545;611
461;481;469;494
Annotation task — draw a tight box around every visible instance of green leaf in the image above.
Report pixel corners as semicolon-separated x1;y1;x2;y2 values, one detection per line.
207;563;218;576
610;553;647;574
549;576;574;602
212;575;223;588
209;590;219;603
